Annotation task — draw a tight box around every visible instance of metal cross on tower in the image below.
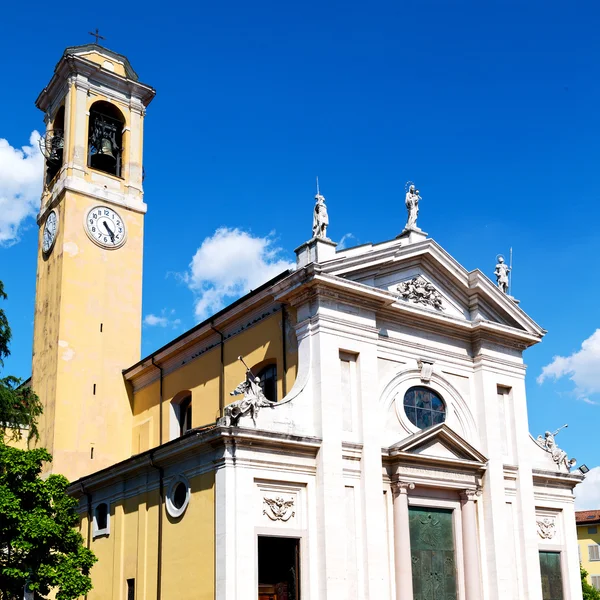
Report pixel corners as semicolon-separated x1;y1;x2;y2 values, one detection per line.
88;28;105;45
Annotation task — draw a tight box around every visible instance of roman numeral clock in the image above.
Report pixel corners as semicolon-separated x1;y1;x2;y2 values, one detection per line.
84;205;127;249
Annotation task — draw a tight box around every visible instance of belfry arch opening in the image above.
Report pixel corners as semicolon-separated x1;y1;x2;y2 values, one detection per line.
88;101;125;177
45;105;64;183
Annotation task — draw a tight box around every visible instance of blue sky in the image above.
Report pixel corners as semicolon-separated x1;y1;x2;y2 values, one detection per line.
1;1;600;500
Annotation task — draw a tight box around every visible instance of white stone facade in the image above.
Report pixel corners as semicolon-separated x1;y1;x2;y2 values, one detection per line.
215;232;583;600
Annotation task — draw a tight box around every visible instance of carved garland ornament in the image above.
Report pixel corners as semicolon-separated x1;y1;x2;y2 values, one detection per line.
397;276;444;311
537;517;556;540
263;496;295;522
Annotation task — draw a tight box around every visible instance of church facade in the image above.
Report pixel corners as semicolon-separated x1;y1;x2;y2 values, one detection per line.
31;44;583;600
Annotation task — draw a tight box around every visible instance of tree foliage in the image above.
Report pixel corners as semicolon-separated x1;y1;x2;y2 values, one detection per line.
582;565;600;600
0;285;43;441
0;282;97;598
0;444;97;599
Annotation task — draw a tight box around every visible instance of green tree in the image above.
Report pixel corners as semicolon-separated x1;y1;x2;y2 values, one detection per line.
0;281;43;442
0;283;97;599
582;565;600;600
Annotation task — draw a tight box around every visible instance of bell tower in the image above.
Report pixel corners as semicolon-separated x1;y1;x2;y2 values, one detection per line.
32;43;155;481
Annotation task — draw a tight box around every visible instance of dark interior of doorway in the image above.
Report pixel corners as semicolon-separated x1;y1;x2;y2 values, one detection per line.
258;536;300;600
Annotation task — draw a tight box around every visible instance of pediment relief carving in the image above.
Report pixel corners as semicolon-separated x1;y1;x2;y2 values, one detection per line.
396;275;444;311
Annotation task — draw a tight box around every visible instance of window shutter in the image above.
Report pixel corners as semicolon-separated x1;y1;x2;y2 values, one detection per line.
589;545;600;561
592;575;600;591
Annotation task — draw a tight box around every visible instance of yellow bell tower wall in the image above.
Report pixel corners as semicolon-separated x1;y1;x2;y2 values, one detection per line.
32;45;155;481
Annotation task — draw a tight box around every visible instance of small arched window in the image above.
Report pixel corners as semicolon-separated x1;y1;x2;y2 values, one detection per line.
403;386;446;429
257;364;277;403
88;101;125;177
170;391;192;440
179;395;192;436
93;502;110;537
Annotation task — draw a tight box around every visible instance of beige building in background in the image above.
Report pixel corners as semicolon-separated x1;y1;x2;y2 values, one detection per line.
31;42;585;600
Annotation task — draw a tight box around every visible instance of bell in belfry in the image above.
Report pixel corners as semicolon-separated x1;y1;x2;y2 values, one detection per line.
89;113;119;173
94;135;116;168
48;131;64;165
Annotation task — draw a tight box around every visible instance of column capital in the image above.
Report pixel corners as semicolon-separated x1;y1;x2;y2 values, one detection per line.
391;480;415;498
460;487;482;502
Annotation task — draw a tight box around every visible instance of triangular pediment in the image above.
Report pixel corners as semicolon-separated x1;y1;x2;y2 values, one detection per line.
319;236;544;338
388;423;487;465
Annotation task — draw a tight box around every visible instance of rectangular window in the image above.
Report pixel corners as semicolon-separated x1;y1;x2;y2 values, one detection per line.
589;526;598;534
127;578;135;600
340;351;358;433
592;576;600;591
539;551;564;600
589;545;600;561
497;385;513;458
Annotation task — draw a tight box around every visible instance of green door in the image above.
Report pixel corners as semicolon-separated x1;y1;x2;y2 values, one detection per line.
539;551;564;600
409;507;457;600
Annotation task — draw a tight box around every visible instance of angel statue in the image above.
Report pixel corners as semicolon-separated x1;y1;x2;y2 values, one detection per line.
222;360;271;427
404;183;422;231
536;425;577;471
312;190;329;239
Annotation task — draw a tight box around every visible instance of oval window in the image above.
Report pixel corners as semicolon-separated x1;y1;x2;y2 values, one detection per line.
173;482;187;510
166;476;190;518
403;386;446;429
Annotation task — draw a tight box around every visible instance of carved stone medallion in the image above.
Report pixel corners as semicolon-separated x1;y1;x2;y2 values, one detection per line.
537;517;556;539
263;496;295;522
397;276;444;311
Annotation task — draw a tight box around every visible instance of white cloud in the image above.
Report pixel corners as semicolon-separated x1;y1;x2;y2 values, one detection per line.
575;466;600;510
185;227;294;320
0;131;44;245
144;310;181;329
338;233;356;250
538;329;600;400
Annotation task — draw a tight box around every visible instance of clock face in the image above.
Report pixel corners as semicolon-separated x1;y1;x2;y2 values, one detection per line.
42;210;58;254
85;206;127;249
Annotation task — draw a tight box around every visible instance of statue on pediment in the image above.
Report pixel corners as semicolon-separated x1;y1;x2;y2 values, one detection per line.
312;181;329;239
404;183;422;231
495;255;510;294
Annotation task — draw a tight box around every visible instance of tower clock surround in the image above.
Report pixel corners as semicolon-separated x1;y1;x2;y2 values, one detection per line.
84;205;127;249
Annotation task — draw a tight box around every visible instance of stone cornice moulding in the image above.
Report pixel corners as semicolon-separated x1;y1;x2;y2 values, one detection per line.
280;270;543;348
38;176;147;224
36;54;155;112
320;237;545;338
68;426;322;496
124;292;284;383
531;468;584;490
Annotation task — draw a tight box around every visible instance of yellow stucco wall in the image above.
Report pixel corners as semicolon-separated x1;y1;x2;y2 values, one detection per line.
80;471;215;600
131;311;298;451
32;191;144;481
578;524;600;583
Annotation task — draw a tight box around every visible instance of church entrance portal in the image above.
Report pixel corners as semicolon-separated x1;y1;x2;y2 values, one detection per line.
409;507;458;599
258;536;300;600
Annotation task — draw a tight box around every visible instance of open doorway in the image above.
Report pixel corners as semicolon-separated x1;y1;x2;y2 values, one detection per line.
258;536;300;600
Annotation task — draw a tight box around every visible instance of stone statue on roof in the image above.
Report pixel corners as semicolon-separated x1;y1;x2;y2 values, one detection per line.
312;181;329;239
404;183;421;231
495;255;510;294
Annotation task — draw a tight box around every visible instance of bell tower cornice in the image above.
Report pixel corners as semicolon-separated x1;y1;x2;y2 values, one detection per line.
36;52;155;114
